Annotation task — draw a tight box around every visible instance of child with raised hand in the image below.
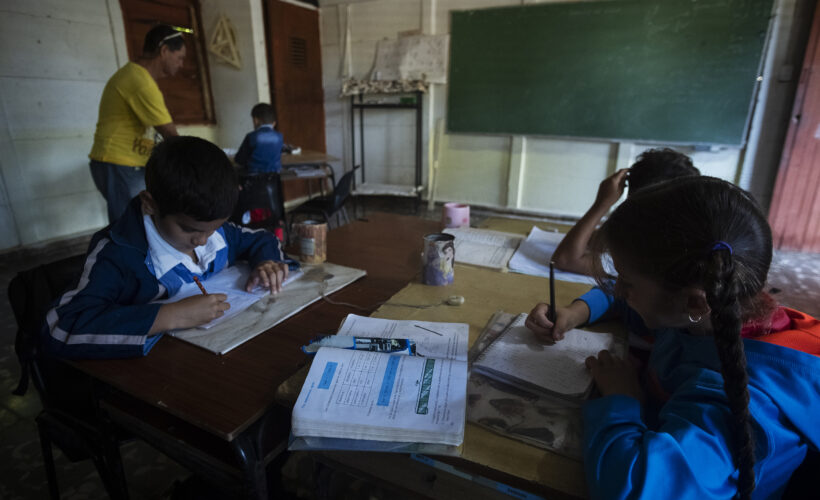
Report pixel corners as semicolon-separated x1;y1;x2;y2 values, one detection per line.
551;148;699;275
526;176;820;499
45;136;290;359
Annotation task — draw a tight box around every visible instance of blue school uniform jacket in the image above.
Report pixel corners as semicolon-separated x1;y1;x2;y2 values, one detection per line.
578;288;820;499
42;198;284;359
235;124;283;173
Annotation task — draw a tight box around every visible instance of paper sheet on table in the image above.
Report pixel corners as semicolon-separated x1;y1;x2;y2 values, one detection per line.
507;226;596;285
336;314;469;361
443;228;522;270
170;263;366;354
155;264;303;329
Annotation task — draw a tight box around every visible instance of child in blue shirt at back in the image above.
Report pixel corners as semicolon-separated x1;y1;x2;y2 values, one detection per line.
235;102;283;173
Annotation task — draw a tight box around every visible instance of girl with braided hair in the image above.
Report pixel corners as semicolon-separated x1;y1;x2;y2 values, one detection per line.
525;176;820;499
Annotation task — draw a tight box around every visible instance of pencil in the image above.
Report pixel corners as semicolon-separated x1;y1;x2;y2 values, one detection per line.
548;261;556;323
192;276;208;296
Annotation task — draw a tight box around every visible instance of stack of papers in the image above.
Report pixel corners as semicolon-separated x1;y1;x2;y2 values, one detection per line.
443;227;523;270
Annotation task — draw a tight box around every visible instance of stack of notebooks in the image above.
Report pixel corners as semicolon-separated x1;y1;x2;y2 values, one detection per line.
291;315;469;453
467;312;623;459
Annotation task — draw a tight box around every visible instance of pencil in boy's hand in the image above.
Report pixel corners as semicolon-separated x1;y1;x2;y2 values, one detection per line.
192;276;208;296
548;261;556;323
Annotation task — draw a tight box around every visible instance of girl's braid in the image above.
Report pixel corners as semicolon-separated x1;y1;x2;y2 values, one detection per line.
703;249;756;500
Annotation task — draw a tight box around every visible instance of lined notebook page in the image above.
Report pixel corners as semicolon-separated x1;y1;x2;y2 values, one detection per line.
474;313;618;398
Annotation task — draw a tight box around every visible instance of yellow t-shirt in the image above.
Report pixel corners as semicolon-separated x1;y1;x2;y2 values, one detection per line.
89;62;173;167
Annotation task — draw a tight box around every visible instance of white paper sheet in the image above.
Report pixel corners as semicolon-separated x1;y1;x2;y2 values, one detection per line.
507;226;596;285
443;228;523;270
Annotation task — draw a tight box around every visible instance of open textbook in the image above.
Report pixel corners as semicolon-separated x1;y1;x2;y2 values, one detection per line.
472;313;623;402
507;226;597;285
443;227;523;270
291;315;469;450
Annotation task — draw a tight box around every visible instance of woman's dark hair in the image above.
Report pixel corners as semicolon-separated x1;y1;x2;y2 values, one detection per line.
143;24;185;57
145;136;238;221
592;176;771;499
628;148;700;194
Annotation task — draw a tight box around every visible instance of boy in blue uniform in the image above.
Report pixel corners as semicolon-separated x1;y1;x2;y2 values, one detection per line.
44;136;290;359
234;103;283;173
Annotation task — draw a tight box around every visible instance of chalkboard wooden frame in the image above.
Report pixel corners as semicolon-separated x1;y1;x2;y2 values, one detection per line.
447;0;774;146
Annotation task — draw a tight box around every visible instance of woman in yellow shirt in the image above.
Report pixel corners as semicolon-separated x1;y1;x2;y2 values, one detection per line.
89;24;184;223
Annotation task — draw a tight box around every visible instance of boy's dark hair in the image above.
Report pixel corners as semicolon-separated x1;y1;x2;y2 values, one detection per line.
628;148;700;194
592;176;771;500
251;103;276;124
143;24;185;57
145;136;238;221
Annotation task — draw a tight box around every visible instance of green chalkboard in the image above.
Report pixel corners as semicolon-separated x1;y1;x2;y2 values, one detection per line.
447;0;773;145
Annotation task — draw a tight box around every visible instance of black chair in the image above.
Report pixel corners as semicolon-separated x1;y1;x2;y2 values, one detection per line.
9;255;130;500
287;166;359;235
231;172;287;241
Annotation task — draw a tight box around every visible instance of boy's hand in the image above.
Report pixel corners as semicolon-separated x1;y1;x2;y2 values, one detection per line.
525;300;589;344
585;350;644;403
152;294;230;333
246;260;289;294
593;168;629;211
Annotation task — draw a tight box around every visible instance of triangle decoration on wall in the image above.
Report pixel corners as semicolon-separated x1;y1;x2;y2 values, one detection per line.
208;14;241;70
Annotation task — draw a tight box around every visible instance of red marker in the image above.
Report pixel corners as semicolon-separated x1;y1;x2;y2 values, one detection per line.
192;276;208;295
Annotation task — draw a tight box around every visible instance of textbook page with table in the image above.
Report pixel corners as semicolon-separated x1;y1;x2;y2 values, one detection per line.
291;315;469;452
443;227;523;270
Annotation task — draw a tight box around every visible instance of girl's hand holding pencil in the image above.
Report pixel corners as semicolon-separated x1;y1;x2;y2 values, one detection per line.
525;301;590;344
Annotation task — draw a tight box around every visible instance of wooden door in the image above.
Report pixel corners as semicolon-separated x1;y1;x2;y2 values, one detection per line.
265;0;326;152
769;4;820;251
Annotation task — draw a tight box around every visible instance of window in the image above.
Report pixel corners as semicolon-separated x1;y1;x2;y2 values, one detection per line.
119;0;215;124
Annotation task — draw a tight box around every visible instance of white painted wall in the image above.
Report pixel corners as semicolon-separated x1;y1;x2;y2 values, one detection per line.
0;0;261;251
0;0;808;249
318;0;808;217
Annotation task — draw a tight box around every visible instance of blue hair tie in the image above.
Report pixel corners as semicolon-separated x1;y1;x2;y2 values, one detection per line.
711;241;733;255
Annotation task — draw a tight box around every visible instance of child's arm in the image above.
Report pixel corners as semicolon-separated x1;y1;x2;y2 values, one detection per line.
223;223;285;268
582;382;740;499
552;169;628;275
149;293;230;334
44;244;165;359
525;300;590;343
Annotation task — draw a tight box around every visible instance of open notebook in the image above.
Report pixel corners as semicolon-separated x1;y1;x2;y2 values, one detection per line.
155;263;302;329
472;313;622;402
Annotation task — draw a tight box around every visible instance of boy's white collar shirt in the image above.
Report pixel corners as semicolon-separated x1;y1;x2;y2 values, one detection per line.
142;214;226;278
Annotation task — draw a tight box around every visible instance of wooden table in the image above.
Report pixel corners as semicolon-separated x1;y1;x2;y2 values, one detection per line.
280;150;339;199
72;212;442;498
276;264;603;499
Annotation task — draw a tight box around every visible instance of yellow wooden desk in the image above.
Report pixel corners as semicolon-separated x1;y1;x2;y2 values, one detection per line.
278;261;619;499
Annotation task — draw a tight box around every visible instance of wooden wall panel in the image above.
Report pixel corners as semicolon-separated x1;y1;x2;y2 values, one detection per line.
769;3;820;251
